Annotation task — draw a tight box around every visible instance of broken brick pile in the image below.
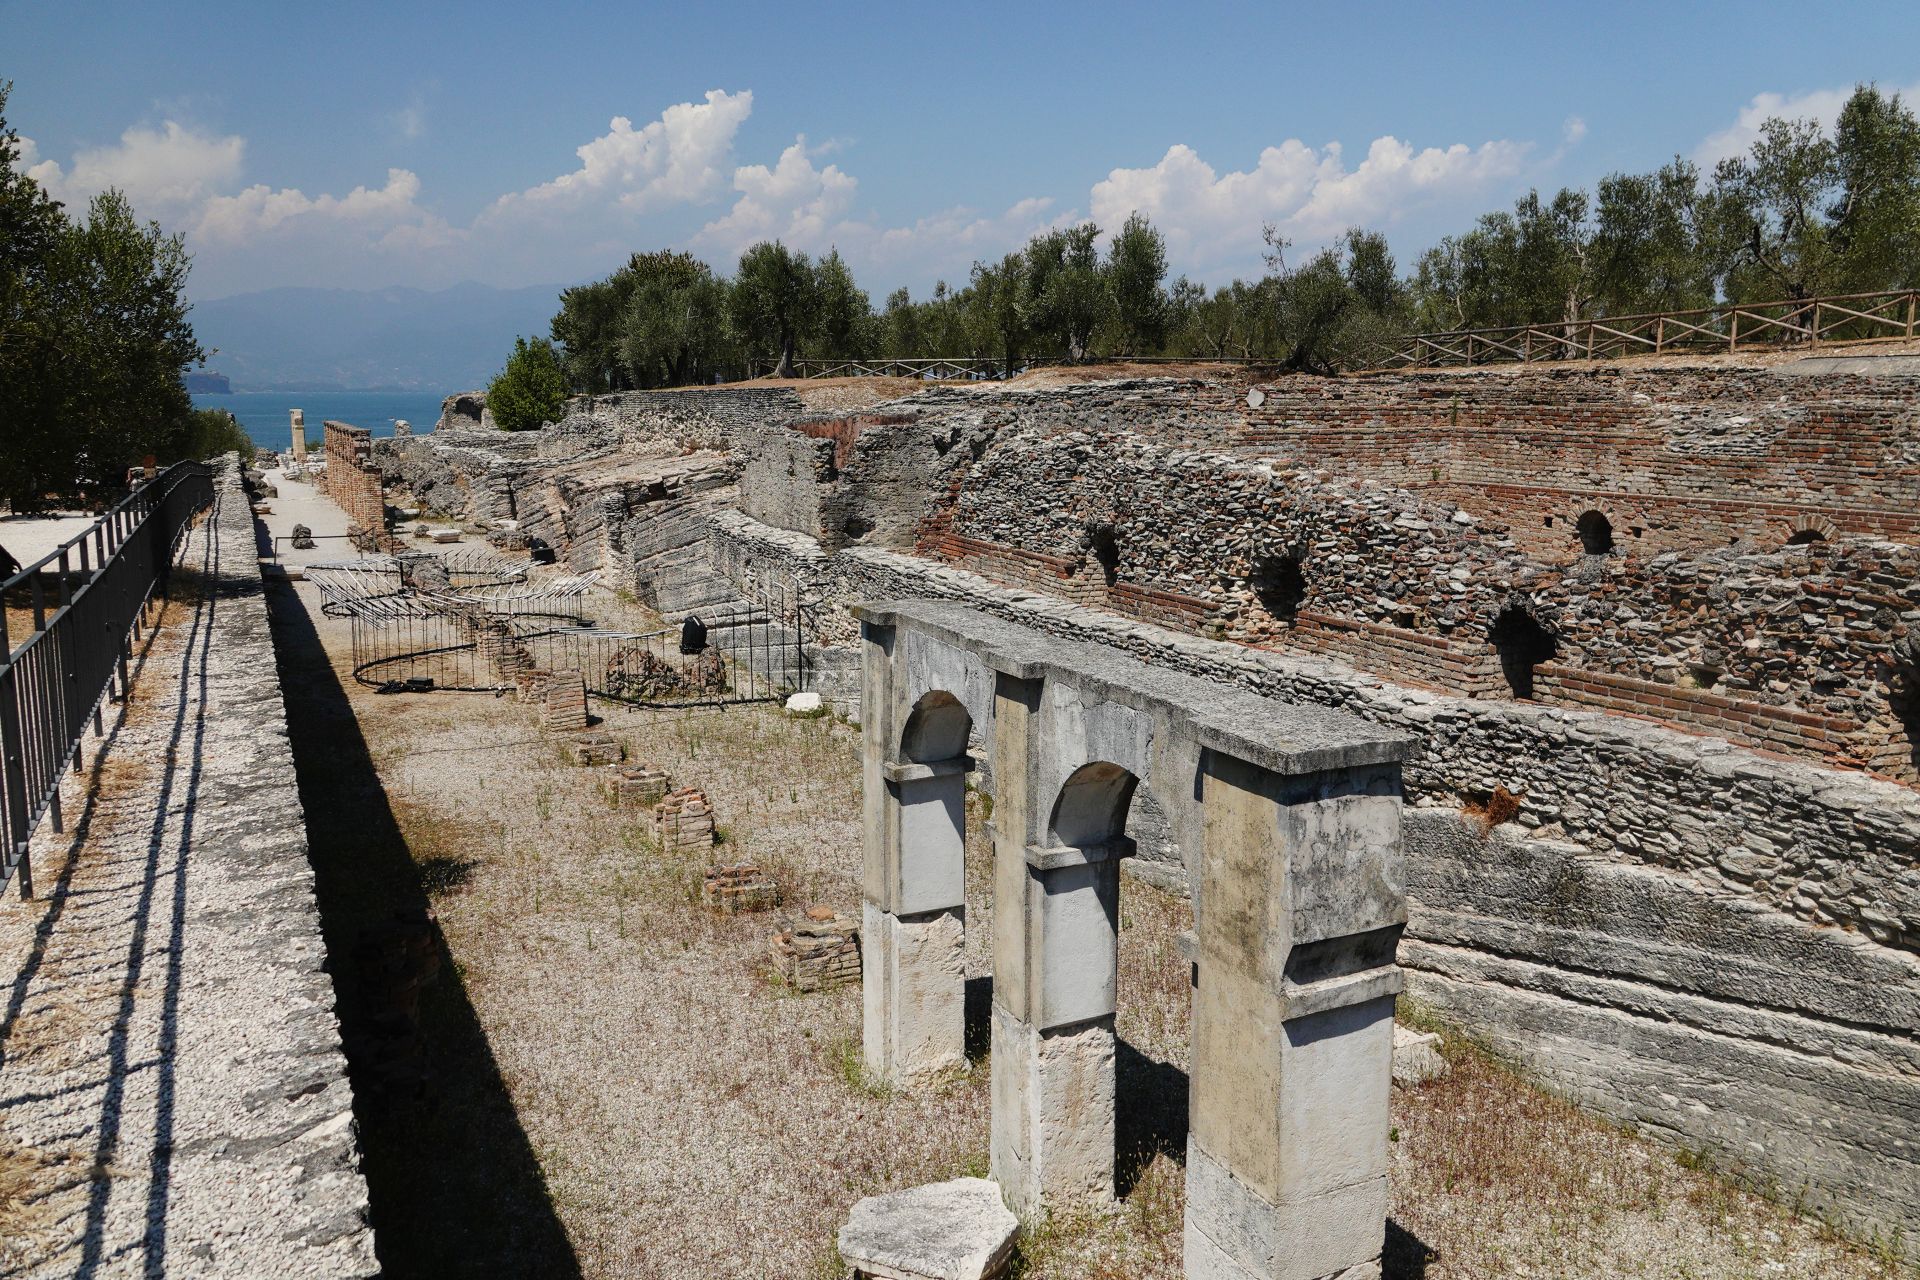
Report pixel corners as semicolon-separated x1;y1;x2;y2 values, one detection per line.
610;763;670;807
655;787;716;851
770;906;861;991
543;670;590;732
701;863;779;914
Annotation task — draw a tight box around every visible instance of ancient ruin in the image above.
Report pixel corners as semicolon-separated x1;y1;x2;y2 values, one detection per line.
372;356;1920;1251
858;599;1408;1277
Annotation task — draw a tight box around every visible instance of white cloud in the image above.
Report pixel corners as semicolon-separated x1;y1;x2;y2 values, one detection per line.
1695;82;1920;167
693;137;858;253
393;94;429;142
23;120;244;214
1090;133;1527;273
870;197;1069;272
489;89;753;218
1563;116;1588;146
196;167;449;246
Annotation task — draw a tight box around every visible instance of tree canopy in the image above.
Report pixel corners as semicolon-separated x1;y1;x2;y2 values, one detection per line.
1;81;213;507
487;336;569;431
530;83;1920;390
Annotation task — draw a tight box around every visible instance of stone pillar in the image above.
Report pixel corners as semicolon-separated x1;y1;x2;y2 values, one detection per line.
860;622;970;1085
290;409;306;462
983;672;1121;1215
991;837;1123;1215
1185;752;1405;1280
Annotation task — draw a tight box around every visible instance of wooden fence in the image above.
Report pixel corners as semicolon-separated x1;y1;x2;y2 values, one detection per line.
1376;288;1920;369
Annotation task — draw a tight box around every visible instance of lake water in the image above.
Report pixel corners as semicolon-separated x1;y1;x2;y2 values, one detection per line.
191;391;450;449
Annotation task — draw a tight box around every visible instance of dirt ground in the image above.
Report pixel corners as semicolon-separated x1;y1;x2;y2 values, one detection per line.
275;582;1913;1280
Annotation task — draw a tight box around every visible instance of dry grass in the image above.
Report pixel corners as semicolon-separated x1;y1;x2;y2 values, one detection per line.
1385;1027;1911;1279
316;613;1911;1279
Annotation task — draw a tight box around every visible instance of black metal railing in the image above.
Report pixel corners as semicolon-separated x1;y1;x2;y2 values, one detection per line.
0;461;216;895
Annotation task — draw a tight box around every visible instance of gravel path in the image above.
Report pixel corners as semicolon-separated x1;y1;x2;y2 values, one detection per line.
0;462;375;1278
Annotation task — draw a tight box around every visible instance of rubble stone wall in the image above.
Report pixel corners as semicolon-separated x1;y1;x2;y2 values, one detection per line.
1240;366;1920;556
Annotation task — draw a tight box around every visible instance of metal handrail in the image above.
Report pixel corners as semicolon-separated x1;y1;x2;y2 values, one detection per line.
0;460;216;895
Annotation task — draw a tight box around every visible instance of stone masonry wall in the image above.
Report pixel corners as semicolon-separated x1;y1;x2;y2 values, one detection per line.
1240;365;1920;556
319;421;385;536
931;430;1920;779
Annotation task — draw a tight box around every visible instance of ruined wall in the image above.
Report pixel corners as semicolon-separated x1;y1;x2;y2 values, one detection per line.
433;361;1920;1240
319;421;384;535
617;496;1920;1240
1239;366;1920;556
930;431;1920;779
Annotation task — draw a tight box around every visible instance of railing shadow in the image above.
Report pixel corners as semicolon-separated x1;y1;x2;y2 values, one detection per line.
265;576;580;1280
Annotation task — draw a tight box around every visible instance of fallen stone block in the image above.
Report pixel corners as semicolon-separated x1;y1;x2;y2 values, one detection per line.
702;863;779;915
785;690;824;716
838;1177;1017;1280
1392;1024;1448;1088
770;906;861;991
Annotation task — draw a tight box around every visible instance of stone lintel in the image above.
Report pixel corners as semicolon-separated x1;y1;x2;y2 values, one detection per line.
1279;967;1404;1022
1024;836;1134;871
852;599;1409;776
884;754;975;784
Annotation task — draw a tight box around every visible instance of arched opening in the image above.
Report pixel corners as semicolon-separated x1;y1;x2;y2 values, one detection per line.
1084;523;1120;587
1786;527;1826;546
1576;510;1614;555
901;690;971;763
1041;762;1180;1196
1250;551;1306;622
1488;602;1557;699
1048;761;1138;846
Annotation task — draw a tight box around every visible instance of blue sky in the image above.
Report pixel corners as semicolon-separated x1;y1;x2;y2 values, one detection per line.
9;0;1920;301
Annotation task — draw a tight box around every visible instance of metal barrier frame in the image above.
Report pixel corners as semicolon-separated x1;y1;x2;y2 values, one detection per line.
0;461;215;896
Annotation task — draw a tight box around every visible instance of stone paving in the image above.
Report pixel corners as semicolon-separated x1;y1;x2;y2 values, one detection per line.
0;459;376;1277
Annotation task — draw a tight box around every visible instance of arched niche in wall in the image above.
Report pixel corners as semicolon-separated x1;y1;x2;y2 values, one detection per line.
1249;550;1307;623
1082;522;1121;587
1576;509;1614;556
1488;599;1558;700
1785;514;1836;547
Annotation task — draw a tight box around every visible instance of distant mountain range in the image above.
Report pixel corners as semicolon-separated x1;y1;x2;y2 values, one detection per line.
187;281;564;393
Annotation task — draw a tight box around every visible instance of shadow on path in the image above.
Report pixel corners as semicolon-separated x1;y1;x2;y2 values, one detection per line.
266;578;579;1280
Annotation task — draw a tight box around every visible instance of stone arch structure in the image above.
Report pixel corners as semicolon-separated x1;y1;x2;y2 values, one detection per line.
1785;513;1837;546
856;599;1411;1280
